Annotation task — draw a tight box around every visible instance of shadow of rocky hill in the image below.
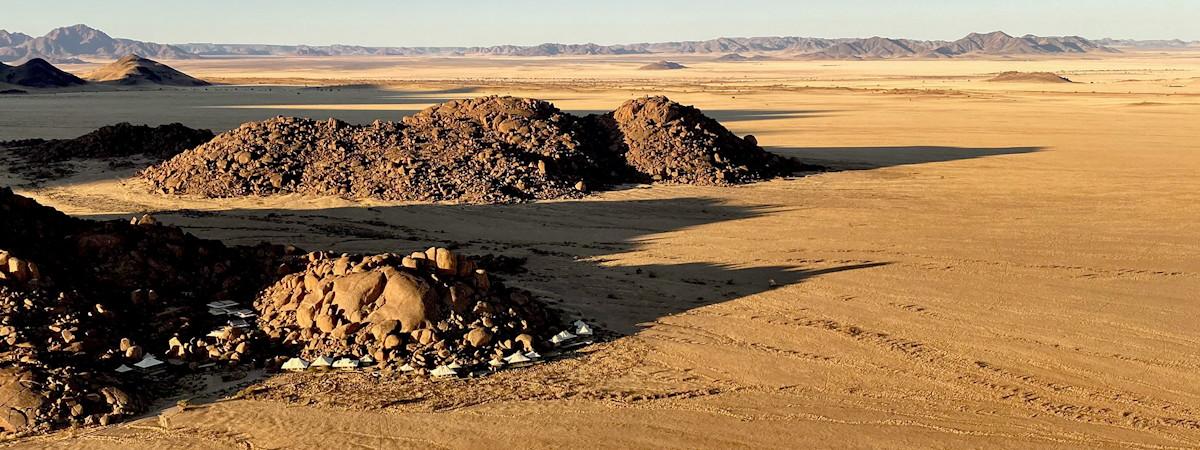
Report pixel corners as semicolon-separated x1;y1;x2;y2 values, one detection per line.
81;197;888;335
771;145;1042;170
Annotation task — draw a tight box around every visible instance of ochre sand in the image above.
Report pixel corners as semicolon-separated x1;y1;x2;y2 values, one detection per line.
4;54;1200;449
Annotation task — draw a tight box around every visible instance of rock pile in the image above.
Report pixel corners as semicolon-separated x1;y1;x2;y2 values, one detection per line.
0;188;298;435
254;248;552;374
0;282;143;432
22;123;214;163
0;189;563;435
987;71;1074;83
601;96;797;184
638;60;687;70
143;97;609;203
143;96;808;203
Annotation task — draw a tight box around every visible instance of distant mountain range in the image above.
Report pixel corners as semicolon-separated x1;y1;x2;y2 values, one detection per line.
1094;38;1200;49
2;25;1194;62
174;31;1122;59
0;25;192;63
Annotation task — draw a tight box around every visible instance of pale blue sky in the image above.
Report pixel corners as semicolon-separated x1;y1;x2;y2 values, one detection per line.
5;0;1197;46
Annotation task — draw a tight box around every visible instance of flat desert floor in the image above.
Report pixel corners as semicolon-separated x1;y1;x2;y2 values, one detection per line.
3;53;1199;449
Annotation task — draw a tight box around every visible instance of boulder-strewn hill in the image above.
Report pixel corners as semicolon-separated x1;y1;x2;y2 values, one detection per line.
987;71;1074;83
0;25;194;63
639;60;687;70
2;25;1123;60
0;58;86;88
86;55;209;86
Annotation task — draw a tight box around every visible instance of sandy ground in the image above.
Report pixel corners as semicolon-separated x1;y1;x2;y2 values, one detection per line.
2;54;1200;449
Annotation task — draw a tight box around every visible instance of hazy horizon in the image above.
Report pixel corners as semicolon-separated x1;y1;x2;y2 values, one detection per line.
3;0;1198;47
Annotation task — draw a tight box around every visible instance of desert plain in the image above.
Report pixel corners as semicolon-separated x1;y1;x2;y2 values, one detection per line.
2;51;1199;448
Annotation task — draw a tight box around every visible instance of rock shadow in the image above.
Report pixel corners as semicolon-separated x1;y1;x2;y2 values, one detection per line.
770;145;1042;170
80;197;889;335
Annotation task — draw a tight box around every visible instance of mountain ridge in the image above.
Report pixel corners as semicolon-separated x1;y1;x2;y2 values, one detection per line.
0;24;194;63
0;25;1150;60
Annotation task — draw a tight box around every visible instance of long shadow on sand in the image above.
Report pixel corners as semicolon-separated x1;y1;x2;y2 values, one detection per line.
772;145;1042;170
558;108;836;123
81;197;887;335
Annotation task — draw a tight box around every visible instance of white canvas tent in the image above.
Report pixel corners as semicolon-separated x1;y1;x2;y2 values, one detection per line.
282;357;310;371
430;365;458;378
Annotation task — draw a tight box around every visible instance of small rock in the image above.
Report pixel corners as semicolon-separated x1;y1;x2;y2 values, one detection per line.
465;327;493;347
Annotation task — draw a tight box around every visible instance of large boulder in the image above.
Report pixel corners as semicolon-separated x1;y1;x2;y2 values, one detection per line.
367;268;440;332
332;271;387;322
0;369;44;432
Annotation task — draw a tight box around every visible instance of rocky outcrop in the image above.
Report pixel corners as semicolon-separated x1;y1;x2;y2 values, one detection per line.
0;188;298;435
143;96;807;202
255;248;552;372
21;123;214;163
600;96;797;184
